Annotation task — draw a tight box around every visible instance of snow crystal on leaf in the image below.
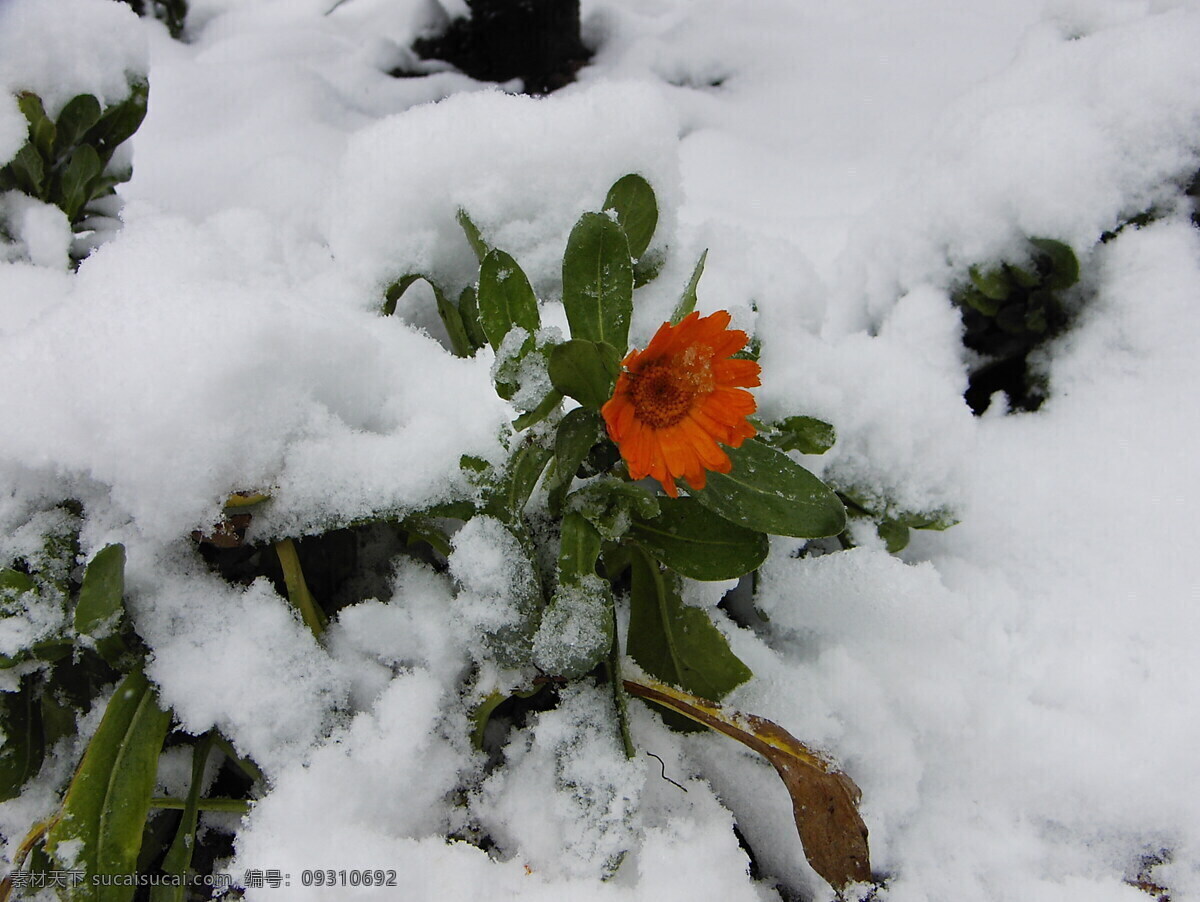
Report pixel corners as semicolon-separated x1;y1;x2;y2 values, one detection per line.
473;683;642;880
137;562;346;778
448;516;539;666
532;574;611;677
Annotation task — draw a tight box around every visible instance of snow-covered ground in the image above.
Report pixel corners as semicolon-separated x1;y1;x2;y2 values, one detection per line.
2;0;1200;898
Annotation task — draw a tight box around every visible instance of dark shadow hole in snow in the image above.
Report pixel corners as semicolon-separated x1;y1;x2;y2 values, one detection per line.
401;0;595;95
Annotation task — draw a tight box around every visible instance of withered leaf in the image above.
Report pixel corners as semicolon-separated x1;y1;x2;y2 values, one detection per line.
624;676;871;891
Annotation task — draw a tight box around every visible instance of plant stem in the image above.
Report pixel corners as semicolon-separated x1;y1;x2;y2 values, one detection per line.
149;797;250;814
606;616;636;759
273;538;327;637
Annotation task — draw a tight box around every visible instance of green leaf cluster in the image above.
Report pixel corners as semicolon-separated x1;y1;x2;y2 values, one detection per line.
424;176;849;740
953;237;1080;414
0;84;149;244
0;507;265;898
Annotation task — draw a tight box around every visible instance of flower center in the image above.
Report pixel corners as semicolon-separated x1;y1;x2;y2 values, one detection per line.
629;349;715;429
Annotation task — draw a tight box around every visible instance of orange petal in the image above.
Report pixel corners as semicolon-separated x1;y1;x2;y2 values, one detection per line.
713;357;762;387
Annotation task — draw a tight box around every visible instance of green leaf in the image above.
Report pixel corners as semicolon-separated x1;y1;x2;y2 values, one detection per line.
483;440;553;525
630;496;767;581
671;248;708;324
85;82;148;167
1030;237;1079;290
968;265;1011;301
693;439;846;538
771;415;836;455
18;92;55;160
566;476;659;541
562;212;633;352
470;690;507;750
876;519;910;554
547;339;621;410
383;274;473;357
548;407;603;514
558;511;602;581
151;735;213;902
1008;262;1040;288
633;247;665;288
457;208;489;263
0;676;45;802
961;287;1000;317
534;575;613;678
511;389;564;431
75;544;126;638
0;567;37;598
458;286;488;352
58;144;103;222
46;667;172;902
477;249;540;351
627;546;751;702
602;173;658;259
7;143;46;197
54;94;103;158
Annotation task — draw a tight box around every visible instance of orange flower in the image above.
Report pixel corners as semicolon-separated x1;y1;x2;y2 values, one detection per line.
601;310;760;497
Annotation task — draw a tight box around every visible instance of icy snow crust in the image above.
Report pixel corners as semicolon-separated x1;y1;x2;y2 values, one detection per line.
2;0;1200;899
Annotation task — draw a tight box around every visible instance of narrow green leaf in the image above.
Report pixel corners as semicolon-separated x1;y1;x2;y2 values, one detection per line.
457;208;489;263
630;496;767;581
512;389;563;431
54;94;103;158
46;668;172;902
477;249;540;351
693;439;846;538
58;144;103;222
671;248;708;324
602;173;658;259
771;415;836;455
547;407;603;514
152;735;214;902
562;212;633;352
75;544;126;638
458;286;488;352
1030;237;1079;290
0;676;45;802
547;339;621;409
470;690;507;750
383;274;472;357
17;92;55;160
382;274;419;316
627;546;751;702
435;286;475;358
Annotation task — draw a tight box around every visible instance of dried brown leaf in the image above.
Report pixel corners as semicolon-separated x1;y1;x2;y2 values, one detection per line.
624;676;871;890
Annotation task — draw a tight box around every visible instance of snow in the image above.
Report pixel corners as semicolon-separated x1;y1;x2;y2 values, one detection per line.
1;0;1199;898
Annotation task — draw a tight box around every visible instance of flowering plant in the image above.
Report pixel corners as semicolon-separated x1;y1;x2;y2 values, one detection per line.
381;174;871;888
0;175;874;899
